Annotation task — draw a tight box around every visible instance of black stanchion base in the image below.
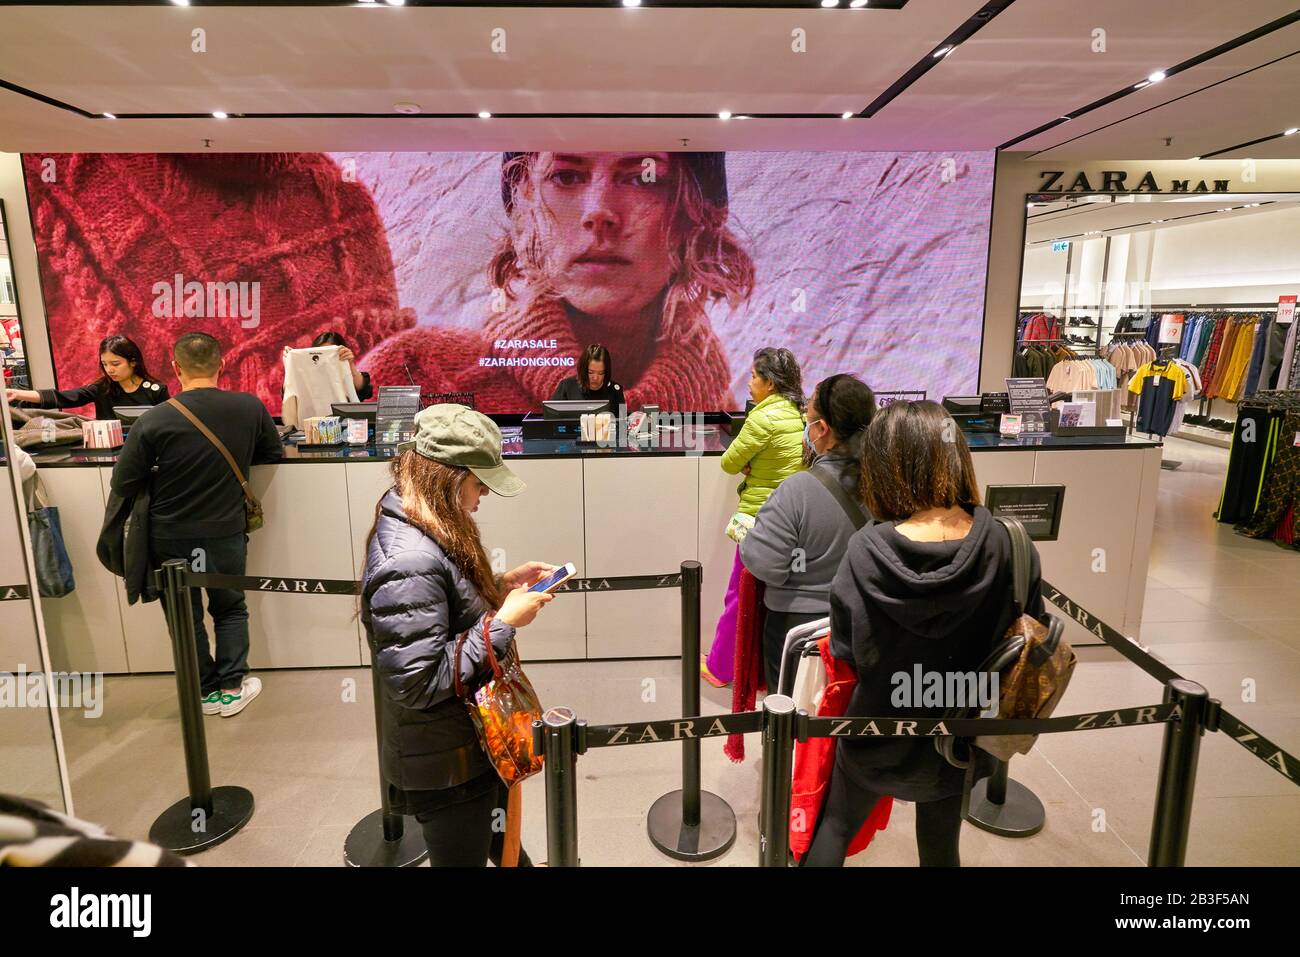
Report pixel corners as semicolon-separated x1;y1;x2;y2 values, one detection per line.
344;809;429;868
149;786;255;855
647;790;737;862
965;777;1045;837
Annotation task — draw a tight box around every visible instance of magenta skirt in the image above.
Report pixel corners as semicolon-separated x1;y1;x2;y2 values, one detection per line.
705;546;745;683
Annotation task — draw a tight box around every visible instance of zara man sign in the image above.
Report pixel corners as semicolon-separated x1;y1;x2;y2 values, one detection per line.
1038;169;1231;193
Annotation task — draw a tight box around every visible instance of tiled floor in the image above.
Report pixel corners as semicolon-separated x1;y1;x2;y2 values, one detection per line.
49;436;1300;866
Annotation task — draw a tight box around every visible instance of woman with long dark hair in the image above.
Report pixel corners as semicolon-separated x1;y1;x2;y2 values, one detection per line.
360;404;555;866
804;400;1044;867
740;374;876;691
703;346;806;687
5;334;169;421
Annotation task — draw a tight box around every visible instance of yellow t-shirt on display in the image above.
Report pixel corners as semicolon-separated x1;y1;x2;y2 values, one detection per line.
1127;361;1187;401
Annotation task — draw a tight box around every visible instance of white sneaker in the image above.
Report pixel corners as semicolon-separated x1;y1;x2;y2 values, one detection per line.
201;691;222;716
219;676;261;718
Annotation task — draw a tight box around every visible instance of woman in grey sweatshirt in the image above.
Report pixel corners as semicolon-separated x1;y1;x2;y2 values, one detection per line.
739;374;877;691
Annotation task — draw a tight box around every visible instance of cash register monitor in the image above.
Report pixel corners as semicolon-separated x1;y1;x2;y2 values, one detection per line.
112;406;155;427
543;399;610;419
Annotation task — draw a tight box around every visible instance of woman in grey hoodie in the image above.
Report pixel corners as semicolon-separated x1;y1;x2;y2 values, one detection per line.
739;374;877;691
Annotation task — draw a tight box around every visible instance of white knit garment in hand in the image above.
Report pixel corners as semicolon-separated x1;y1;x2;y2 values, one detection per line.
281;346;359;428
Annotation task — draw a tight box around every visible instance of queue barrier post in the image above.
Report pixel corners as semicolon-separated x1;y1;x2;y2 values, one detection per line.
964;758;1045;838
1148;678;1211;867
647;560;737;862
343;663;429;867
148;559;255;854
758;695;796;867
537;706;582;867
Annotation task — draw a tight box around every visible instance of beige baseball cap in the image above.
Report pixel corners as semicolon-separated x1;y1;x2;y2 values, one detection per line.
403;404;525;497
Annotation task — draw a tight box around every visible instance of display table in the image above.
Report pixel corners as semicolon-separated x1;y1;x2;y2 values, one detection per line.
27;426;1163;675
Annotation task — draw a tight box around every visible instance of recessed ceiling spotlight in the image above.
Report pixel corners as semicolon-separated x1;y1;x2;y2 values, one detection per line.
1285;127;1299;136
478;111;492;119
821;0;840;8
933;46;953;58
1147;71;1166;84
212;111;227;119
385;0;406;6
1190;156;1200;161
393;102;421;115
841;111;853;120
734;114;751;120
1134;80;1149;89
171;0;190;6
623;0;641;6
103;112;116;120
719;111;733;120
850;0;870;7
1152;219;1165;223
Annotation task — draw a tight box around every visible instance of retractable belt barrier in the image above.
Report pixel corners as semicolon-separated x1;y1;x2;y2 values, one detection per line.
151;562;1297;869
1044;581;1299;785
159;562;706;864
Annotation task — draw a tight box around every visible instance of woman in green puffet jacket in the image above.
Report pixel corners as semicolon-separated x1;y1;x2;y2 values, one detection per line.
703;347;806;687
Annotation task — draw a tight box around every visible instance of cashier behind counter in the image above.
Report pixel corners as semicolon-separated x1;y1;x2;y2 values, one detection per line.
550;343;623;407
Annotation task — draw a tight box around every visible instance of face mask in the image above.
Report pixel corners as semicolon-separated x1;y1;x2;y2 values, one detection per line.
803;420;815;453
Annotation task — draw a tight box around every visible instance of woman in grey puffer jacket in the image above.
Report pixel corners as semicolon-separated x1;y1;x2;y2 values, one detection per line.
361;405;554;866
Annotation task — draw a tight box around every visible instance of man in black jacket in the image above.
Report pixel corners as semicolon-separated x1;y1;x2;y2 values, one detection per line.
111;333;283;718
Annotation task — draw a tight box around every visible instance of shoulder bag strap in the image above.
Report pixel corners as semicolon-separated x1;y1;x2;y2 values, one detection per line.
166;397;258;509
995;515;1031;616
808;465;867;531
452;610;503;700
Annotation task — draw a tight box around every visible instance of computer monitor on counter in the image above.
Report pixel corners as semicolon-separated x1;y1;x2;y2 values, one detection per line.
543;399;611;419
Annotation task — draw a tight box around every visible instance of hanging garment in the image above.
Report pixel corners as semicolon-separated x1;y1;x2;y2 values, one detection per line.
1167;358;1204;435
1279;318;1300;390
1235;409;1300;548
1216;405;1287;523
281;345;359;428
1128;360;1187;436
1243;318;1275;398
1199;319;1230;389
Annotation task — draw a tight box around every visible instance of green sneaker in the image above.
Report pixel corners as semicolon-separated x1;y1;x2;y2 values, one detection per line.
220;676;262;718
201;691;222;716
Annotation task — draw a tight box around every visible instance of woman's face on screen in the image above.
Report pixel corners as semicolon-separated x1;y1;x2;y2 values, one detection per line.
527;152;677;320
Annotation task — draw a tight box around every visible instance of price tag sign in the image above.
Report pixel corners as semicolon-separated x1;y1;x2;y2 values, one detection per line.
1278;295;1296;326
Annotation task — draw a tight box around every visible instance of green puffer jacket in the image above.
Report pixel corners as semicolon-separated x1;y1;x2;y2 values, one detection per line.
720;394;806;516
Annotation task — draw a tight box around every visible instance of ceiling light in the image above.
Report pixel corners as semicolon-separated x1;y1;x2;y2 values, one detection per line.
1147;71;1166;84
841;111;853;119
1285;128;1298;136
850;0;870;6
933;46;953;58
821;0;840;7
1152;219;1164;223
385;0;406;6
719;111;732;120
1190;156;1200;161
212;111;227;119
1134;80;1149;89
171;0;190;6
734;114;751;120
102;112;116;120
623;0;641;6
478;111;491;119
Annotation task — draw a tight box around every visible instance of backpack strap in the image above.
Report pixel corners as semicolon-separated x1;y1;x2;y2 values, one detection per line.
808;464;867;531
995;515;1032;616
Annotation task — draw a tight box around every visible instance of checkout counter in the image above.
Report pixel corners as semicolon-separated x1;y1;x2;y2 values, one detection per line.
23;407;1163;676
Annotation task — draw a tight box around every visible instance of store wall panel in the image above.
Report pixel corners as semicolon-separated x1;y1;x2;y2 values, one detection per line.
584;457;698;659
101;468;172;673
1124;446;1163;638
1032;448;1145;644
36;466;128;674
